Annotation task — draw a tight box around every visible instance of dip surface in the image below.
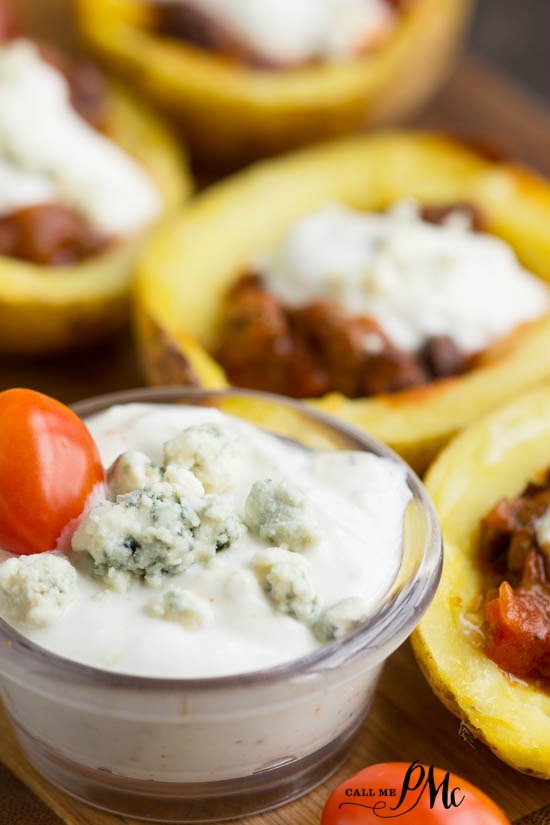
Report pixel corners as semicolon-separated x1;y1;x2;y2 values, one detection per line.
0;403;410;678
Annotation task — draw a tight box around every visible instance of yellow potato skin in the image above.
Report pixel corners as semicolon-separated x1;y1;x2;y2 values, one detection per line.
74;0;472;167
134;131;550;473
412;385;550;777
0;82;191;356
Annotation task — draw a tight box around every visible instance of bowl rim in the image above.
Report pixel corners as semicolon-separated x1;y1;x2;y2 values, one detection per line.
0;386;442;692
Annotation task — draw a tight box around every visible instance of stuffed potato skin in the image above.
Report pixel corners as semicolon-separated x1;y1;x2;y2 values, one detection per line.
74;0;473;168
0;80;191;356
412;385;550;778
134;132;550;473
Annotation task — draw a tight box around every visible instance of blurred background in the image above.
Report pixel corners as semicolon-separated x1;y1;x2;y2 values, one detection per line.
472;0;547;98
4;0;549;401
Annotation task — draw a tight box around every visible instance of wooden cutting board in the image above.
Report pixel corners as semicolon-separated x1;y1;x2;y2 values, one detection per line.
1;1;550;823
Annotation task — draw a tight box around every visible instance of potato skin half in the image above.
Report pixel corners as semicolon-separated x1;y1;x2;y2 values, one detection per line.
74;0;473;167
412;384;550;778
134;131;550;473
0;81;191;356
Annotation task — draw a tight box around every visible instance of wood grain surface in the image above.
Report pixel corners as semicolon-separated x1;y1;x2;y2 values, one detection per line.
1;1;550;823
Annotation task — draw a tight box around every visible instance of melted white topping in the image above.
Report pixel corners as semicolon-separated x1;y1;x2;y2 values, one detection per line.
259;201;549;354
0;39;162;235
155;0;397;64
0;404;411;678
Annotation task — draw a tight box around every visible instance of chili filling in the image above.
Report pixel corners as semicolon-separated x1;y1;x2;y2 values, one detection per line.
0;26;113;265
153;1;403;70
0;204;109;267
214;203;482;399
478;474;550;687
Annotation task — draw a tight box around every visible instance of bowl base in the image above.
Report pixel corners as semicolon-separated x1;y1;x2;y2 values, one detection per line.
12;715;363;822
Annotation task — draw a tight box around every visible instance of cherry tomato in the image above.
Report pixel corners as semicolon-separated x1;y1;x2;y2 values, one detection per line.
0;388;105;555
321;762;511;825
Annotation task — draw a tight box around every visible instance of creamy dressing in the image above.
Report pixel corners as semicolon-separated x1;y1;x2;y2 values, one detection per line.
0;39;162;235
259;202;550;354
0;404;410;679
154;0;397;64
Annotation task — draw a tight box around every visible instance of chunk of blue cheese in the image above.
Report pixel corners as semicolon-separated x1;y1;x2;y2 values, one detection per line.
146;587;214;628
72;424;246;590
252;547;319;623
244;479;320;551
313;597;368;642
163;422;242;493
0;553;77;627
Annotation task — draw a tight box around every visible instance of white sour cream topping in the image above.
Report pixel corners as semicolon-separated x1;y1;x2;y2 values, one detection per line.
155;0;397;64
0;39;162;235
259;201;550;354
0;403;411;678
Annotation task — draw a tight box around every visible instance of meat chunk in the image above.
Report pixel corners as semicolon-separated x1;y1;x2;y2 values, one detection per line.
361;349;428;397
480;487;550;576
0;204;108;266
289;303;387;398
216;276;297;394
422;335;469;380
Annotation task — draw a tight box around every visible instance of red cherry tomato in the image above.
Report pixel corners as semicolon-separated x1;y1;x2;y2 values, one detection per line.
321;762;511;825
0;388;105;555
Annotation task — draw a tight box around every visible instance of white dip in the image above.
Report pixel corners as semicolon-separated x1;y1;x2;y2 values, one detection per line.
0;39;162;236
0;403;411;679
259;201;549;355
155;0;397;64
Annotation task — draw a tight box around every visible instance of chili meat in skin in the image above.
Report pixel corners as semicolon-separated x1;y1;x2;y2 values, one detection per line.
0;20;111;266
0;204;108;267
479;475;550;687
215;204;482;399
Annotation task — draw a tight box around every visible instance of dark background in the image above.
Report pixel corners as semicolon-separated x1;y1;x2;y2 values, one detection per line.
471;0;548;99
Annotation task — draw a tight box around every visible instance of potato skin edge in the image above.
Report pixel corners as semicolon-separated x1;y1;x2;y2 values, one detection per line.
74;0;473;167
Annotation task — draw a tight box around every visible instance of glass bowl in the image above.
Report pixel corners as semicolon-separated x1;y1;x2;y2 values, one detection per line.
0;387;442;823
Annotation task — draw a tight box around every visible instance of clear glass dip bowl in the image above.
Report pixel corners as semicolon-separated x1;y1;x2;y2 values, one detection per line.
0;388;442;823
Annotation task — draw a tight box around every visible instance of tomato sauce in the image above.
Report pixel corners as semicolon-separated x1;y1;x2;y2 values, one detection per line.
479;476;550;686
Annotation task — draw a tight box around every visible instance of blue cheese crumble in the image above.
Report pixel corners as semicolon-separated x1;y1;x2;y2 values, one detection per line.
146;587;214;628
0;553;77;627
252;548;319;623
313;597;368;642
163;423;242;493
73;479;245;589
72;481;203;589
244;479;319;551
108;450;163;498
